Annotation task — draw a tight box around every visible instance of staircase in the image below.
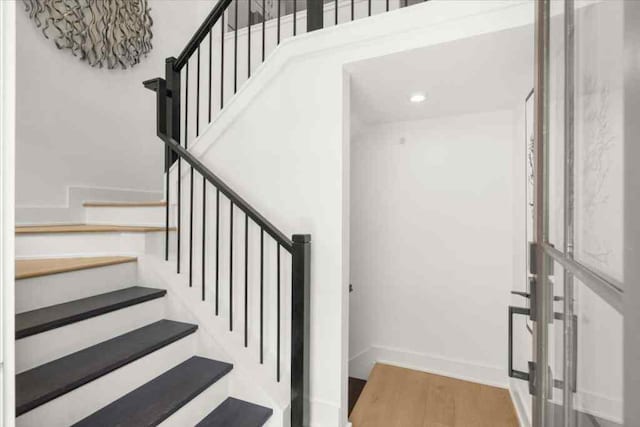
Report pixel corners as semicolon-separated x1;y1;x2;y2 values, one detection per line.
15;0;429;425
14;203;273;427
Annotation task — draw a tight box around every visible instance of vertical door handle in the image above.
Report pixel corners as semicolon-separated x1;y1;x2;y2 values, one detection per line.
508;305;532;382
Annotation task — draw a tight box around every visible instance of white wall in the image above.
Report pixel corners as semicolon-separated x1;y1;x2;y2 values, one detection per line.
348;111;516;387
15;1;211;209
1;1;16;425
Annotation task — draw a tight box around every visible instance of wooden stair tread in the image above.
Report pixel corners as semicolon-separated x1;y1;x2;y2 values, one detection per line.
83;201;167;207
16;320;197;416
196;397;273;427
16;256;137;280
16;286;166;339
16;224;172;234
73;356;233;427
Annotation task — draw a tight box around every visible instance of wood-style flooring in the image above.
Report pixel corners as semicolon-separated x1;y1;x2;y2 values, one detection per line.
15;224;170;234
83;201;166;207
349;377;367;416
349;364;519;427
15;256;136;279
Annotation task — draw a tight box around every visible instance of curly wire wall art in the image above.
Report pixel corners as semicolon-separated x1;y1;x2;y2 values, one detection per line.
23;0;153;69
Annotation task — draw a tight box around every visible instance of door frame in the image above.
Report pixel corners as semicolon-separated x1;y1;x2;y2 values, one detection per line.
624;2;640;426
0;1;16;425
531;1;549;423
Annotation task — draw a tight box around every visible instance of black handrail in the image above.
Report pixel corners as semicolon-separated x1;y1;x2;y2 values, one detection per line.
175;0;233;71
158;123;293;252
146;75;310;427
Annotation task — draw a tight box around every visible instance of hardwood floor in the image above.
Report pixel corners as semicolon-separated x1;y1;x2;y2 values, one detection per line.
15;224;171;234
15;256;137;279
83;201;166;207
349;364;519;427
349;377;367;416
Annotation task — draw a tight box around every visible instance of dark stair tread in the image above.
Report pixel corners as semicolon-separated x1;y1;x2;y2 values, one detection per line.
196;398;273;427
73;356;233;427
16;319;197;416
16;286;166;339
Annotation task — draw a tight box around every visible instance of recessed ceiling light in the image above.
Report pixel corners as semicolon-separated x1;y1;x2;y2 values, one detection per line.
410;92;426;103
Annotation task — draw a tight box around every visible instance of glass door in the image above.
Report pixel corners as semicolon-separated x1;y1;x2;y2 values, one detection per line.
531;1;626;426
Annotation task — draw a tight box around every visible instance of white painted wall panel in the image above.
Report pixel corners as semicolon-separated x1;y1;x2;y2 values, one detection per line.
349;111;516;387
15;1;211;208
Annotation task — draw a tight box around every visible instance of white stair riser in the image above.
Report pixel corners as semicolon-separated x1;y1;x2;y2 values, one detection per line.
16;232;160;258
85;206;165;227
16;333;197;427
16;298;166;373
158;374;230;427
16;262;138;313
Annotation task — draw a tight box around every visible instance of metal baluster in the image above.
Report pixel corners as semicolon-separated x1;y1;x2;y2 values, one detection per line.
177;65;185;275
234;0;238;94
276;243;281;382
185;62;189;148
368;0;371;16
230;201;234;331
293;0;297;35
386;0;389;12
260;228;264;364
277;0;281;44
202;177;206;301
248;0;251;78
189;168;194;287
177;152;181;273
335;0;338;25
221;11;225;109
165;145;170;261
196;47;200;137
244;213;249;347
261;0;265;62
186;60;193;287
351;0;354;20
208;29;212;123
216;189;220;314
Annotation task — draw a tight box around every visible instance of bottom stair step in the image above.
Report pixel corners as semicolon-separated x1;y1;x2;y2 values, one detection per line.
16;319;196;416
73;356;233;427
196;398;273;427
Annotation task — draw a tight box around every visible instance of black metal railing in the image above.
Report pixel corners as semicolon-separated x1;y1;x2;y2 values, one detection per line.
145;74;311;426
145;1;429;425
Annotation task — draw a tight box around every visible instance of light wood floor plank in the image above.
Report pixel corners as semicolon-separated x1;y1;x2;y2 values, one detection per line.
350;364;518;427
16;256;137;279
15;224;172;234
83;201;166;207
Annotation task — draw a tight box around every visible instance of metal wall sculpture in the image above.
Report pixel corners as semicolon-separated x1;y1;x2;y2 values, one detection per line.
23;0;153;69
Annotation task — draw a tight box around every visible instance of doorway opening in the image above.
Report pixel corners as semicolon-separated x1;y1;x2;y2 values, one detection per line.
346;23;534;425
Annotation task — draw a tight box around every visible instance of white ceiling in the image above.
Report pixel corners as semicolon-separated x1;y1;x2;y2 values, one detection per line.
348;24;534;125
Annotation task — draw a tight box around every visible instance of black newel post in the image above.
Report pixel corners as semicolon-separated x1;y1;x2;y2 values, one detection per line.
307;0;324;32
291;234;311;427
165;57;181;166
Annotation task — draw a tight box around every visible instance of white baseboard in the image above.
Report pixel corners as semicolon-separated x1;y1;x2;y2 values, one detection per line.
349;345;507;389
307;397;341;427
16;185;163;225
